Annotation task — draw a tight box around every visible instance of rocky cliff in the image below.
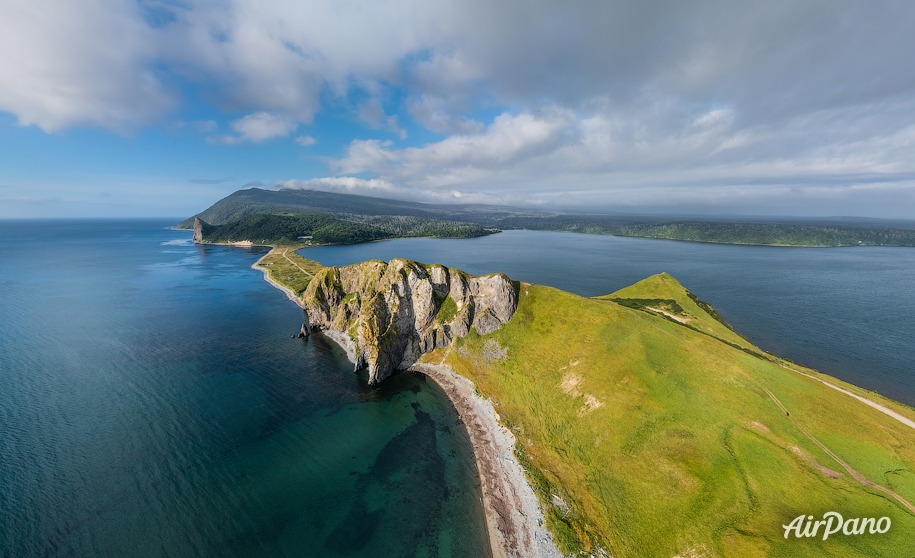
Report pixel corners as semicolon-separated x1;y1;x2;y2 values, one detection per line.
301;258;518;384
192;217;211;244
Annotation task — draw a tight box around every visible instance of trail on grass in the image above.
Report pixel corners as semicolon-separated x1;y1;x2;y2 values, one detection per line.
781;365;915;431
758;385;915;515
281;248;316;277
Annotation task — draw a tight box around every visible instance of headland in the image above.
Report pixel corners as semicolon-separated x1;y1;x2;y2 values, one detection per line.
243;241;915;557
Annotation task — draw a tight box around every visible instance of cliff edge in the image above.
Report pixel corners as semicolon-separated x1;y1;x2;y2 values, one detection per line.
301;258;518;384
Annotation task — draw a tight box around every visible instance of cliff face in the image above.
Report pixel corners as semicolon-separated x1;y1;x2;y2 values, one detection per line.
192;217;209;244
301;258;518;384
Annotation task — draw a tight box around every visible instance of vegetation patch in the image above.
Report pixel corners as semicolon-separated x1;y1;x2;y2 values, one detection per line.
687;290;736;331
201;212;391;245
610;297;686;316
255;248;325;296
422;276;915;557
435;295;458;324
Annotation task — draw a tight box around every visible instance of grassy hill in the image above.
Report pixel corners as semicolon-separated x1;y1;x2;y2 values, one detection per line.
180;187;915;247
261;251;915;557
422;274;915;557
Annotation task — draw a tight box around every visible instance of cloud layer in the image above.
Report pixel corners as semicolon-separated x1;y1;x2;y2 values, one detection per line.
0;0;172;132
1;0;914;215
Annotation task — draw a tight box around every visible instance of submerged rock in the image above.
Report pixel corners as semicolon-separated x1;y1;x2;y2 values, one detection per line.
301;258;518;384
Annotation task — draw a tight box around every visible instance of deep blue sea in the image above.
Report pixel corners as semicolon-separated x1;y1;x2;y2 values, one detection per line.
307;230;915;407
2;222;914;558
0;220;489;558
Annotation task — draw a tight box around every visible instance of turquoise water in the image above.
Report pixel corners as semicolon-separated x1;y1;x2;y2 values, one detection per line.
0;221;490;557
307;230;915;407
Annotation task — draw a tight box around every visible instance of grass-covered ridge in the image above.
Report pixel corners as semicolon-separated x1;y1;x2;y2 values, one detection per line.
254;248;325;296
422;274;915;557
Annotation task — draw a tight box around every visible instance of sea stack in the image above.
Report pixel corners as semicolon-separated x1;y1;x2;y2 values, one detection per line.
192;217;206;244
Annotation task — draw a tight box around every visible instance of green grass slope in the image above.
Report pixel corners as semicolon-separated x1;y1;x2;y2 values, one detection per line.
255;248;325;296
600;272;751;350
423;276;915;557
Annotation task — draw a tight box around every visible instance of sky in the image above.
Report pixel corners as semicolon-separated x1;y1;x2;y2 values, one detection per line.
1;0;915;219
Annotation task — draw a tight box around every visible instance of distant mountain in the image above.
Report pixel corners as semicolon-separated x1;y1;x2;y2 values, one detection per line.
179;188;508;245
180;188;915;247
176;187;548;228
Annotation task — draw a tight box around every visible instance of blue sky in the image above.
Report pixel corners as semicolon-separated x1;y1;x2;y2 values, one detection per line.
2;0;915;218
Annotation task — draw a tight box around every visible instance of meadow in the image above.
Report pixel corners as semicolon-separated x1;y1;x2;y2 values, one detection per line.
425;274;915;557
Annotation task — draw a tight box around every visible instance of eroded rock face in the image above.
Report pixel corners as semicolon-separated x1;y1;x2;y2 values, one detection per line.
301;258;518;384
192;217;211;244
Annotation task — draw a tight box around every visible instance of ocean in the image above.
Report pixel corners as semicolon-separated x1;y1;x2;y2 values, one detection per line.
0;220;490;558
2;221;913;557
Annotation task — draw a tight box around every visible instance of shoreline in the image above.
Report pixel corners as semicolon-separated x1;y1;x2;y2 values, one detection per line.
250;253;307;309
249;246;560;557
411;363;562;558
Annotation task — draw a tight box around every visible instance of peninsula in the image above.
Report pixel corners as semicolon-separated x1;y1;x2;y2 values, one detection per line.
246;243;915;557
180;188;915;247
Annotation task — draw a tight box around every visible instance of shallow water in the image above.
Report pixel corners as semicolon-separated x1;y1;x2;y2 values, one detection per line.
0;220;490;557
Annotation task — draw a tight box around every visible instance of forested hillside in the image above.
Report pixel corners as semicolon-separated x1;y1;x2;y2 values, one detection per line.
181;188;915;247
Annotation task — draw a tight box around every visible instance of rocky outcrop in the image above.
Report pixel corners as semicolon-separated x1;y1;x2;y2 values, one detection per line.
192;217;210;244
301;258;518;384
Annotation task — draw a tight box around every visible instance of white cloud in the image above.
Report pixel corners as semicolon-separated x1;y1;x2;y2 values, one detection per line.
295;135;318;147
0;0;444;132
356;98;407;139
156;0;444;123
210;111;296;144
280;176;498;204
282;176;398;194
231;112;296;141
2;0;915;215
407;95;483;135
335;111;571;181
317;98;915;215
4;1;914;135
0;0;172;132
